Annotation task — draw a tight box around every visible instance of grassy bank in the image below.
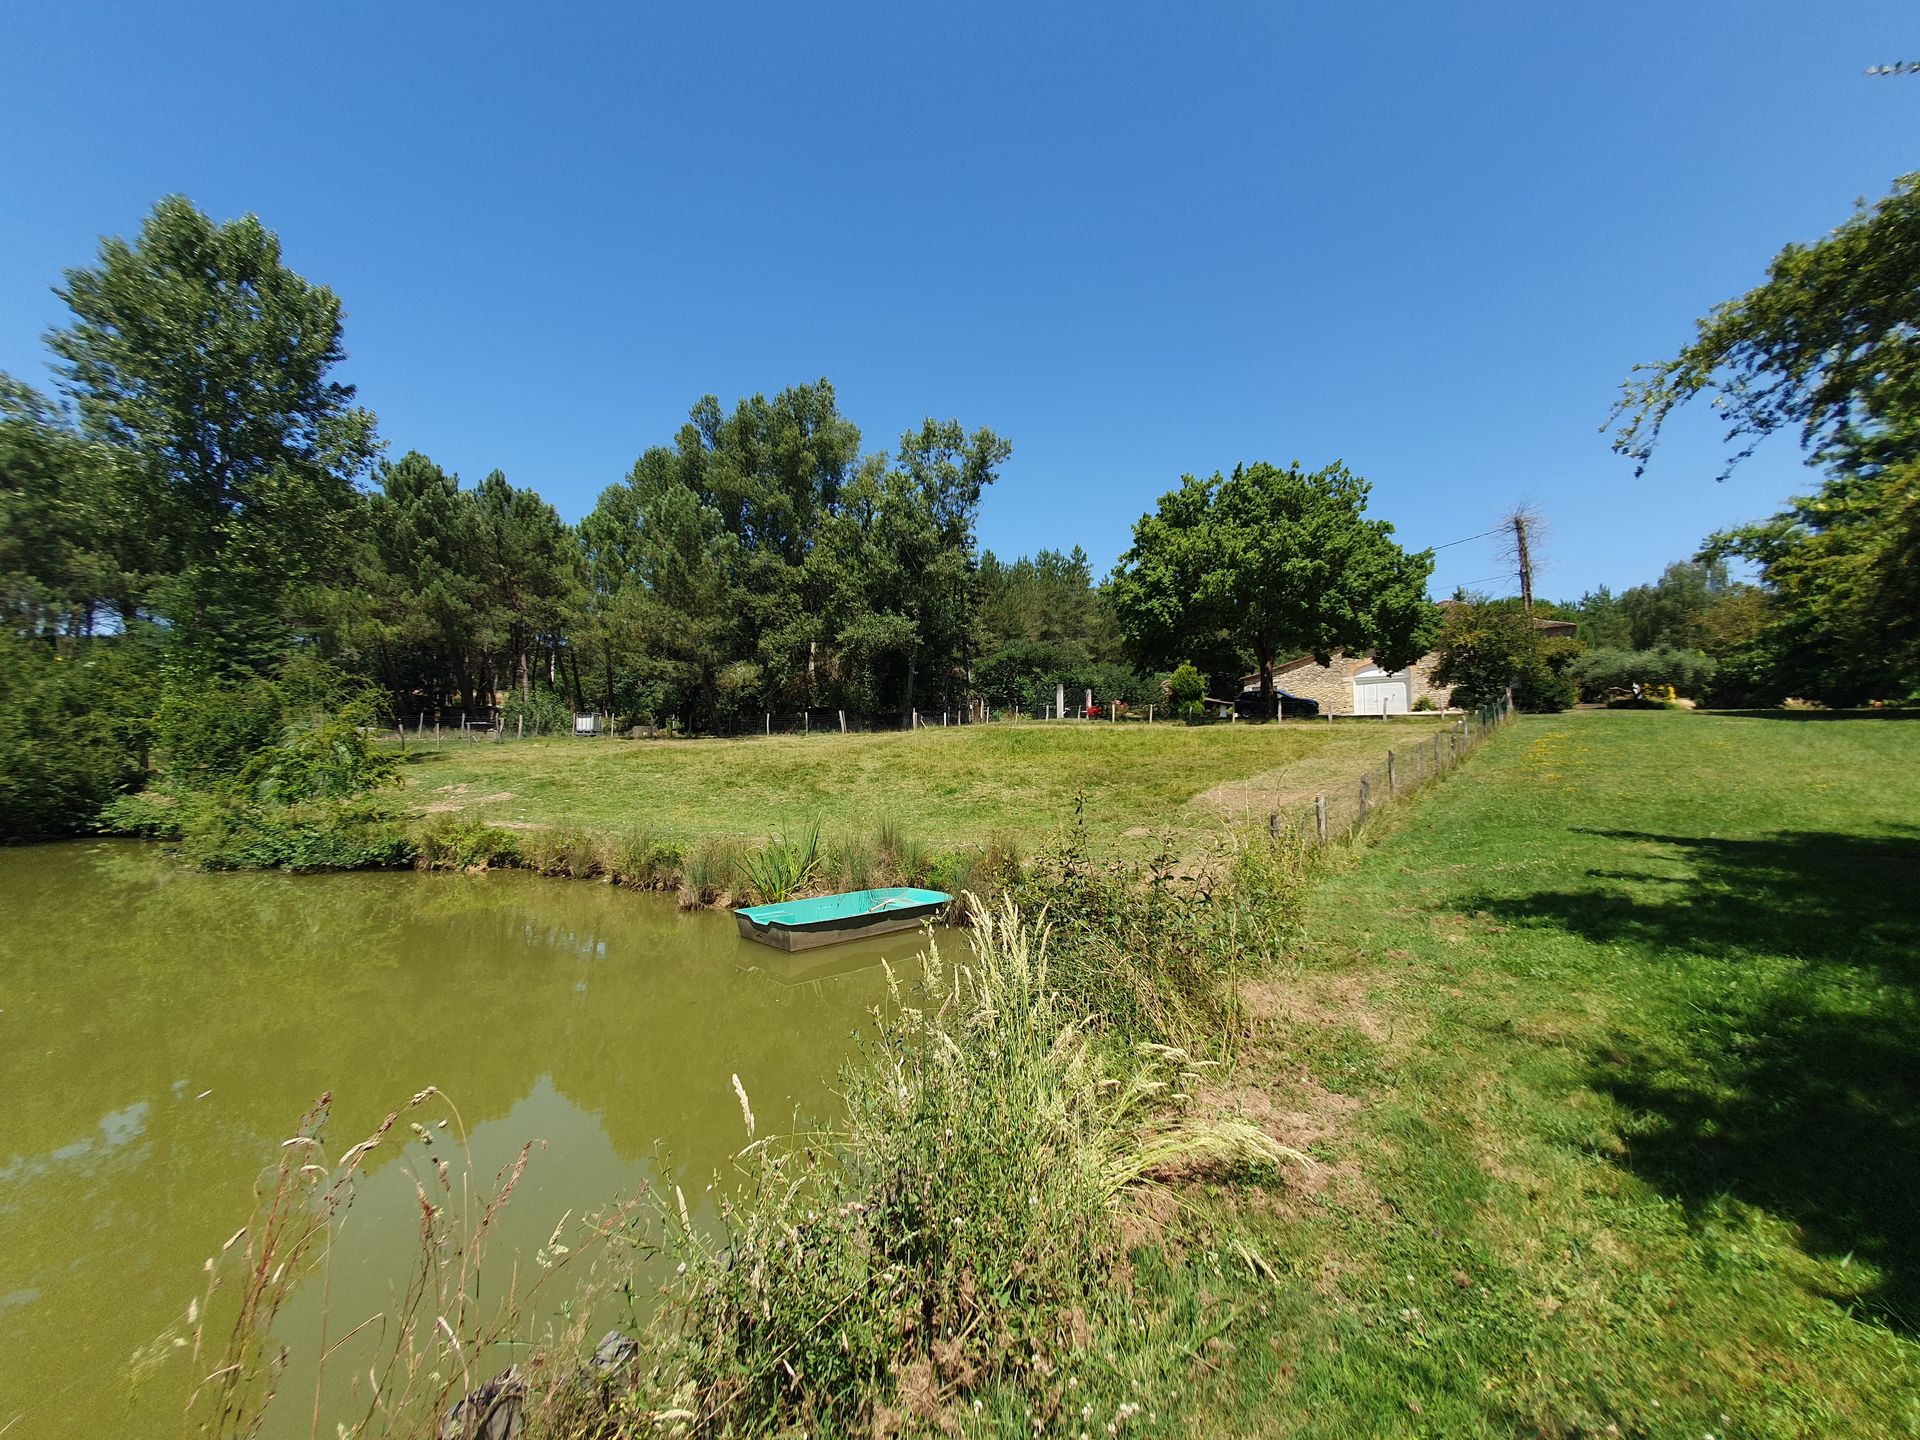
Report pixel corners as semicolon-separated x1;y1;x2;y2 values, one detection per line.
1146;710;1920;1437
389;719;1445;861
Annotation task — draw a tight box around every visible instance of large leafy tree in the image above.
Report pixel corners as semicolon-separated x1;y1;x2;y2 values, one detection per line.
48;196;378;672
1109;461;1437;717
1610;174;1920;703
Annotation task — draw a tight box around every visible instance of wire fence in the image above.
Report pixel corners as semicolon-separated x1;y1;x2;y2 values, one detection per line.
383;699;1508;748
1266;695;1516;847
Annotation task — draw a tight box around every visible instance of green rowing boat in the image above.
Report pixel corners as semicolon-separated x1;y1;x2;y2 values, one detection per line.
733;887;953;951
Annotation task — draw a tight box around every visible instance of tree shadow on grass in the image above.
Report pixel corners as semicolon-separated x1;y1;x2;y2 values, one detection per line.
1468;825;1920;1333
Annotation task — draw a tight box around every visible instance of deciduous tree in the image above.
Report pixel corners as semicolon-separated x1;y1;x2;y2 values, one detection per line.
1110;461;1437;718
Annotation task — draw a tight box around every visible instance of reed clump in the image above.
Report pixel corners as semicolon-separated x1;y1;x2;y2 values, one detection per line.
603;826;683;890
678;834;746;908
413;814;522;871
1010;801;1316;1050
575;898;1305;1436
740;822;824;903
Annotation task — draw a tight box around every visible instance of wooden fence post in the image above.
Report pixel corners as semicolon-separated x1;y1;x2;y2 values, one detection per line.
1268;812;1279;841
1359;774;1370;822
1386;749;1396;798
1315;793;1328;843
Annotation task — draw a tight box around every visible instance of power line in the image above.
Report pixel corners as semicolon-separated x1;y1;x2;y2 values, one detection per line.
1452;572;1514;587
1425;525;1504;552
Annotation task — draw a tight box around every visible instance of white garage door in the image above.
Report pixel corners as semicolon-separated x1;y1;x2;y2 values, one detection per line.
1353;667;1411;715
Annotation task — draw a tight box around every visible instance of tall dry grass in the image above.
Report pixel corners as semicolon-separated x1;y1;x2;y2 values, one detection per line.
135;1088;635;1440
567;897;1307;1437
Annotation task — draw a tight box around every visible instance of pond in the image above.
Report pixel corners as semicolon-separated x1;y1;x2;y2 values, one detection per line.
0;842;938;1436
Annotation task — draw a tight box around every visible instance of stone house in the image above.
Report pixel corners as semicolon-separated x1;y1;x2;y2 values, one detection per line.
1243;652;1452;716
1240;613;1576;716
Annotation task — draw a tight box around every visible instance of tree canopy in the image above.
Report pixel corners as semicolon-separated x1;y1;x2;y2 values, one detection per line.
1611;172;1920;705
48;196;379;670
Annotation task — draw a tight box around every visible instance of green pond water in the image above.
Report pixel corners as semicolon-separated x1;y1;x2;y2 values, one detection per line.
0;842;933;1436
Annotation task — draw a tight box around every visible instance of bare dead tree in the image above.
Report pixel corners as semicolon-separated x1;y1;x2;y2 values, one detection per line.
1501;504;1545;613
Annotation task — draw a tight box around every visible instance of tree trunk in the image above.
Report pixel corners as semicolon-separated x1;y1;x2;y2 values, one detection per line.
701;664;720;735
565;646;586;713
1258;643;1276;719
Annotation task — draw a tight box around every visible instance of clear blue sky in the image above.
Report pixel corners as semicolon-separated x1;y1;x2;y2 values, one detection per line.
2;3;1914;600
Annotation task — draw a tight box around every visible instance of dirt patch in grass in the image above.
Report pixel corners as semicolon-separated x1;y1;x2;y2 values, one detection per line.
1241;969;1393;1045
1190;773;1318;823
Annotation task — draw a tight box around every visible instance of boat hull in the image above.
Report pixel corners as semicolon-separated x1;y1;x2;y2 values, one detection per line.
733;887;952;951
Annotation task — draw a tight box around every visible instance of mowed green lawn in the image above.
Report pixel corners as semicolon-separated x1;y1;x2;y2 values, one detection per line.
390;718;1444;857
1173;710;1920;1438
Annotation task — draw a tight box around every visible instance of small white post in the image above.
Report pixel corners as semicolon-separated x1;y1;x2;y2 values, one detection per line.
517;715;524;740
1056;682;1066;719
838;709;846;734
1148;703;1154;724
804;711;809;735
765;711;771;736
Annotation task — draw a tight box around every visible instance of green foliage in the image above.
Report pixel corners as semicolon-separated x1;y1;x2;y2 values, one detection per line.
0;633;157;839
1612;174;1920;707
241;711;399;804
178;794;414;871
975;546;1125;666
1110;460;1437;718
48;197;378;673
1704;461;1920;706
411;814;522;870
499;685;571;737
1570;646;1717;700
1412;692;1438;712
1612;173;1920;480
152;677;286;787
97;788;190;839
0;375;134;640
1167;661;1205;709
1432;603;1580;712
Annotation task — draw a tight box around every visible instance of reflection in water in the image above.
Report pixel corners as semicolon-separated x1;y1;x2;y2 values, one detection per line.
0;843;930;1438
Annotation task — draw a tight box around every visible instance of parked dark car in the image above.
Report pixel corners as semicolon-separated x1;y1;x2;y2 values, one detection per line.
1234;689;1320;720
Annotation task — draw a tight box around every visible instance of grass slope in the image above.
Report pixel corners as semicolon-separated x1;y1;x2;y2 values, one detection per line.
391;719;1441;858
1169;711;1920;1438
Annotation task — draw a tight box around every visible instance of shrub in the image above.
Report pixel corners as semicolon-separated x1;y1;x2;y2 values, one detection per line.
0;636;155;839
1570;646;1717;700
241;710;399;804
179;794;415;871
1412;693;1438;712
98;788;195;840
1167;661;1206;724
1433;603;1580;713
412;815;521;871
499;686;571;738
